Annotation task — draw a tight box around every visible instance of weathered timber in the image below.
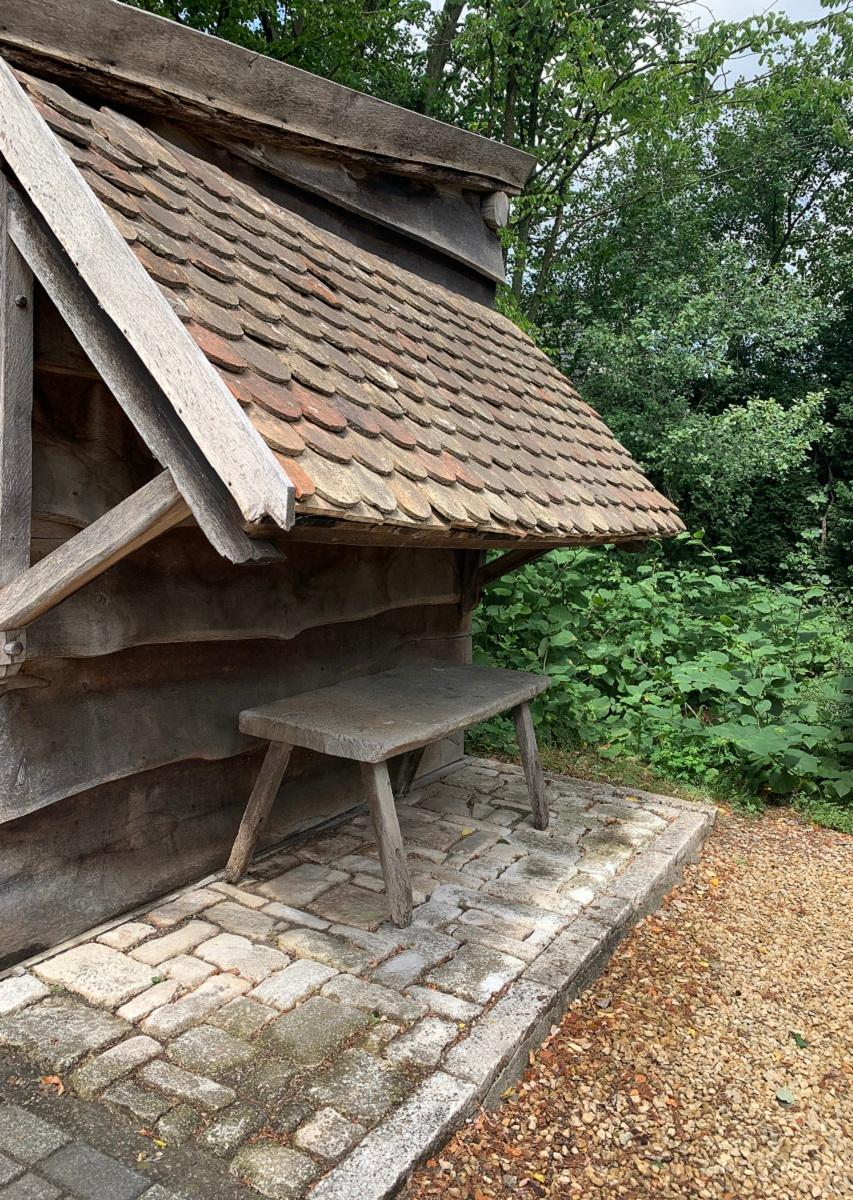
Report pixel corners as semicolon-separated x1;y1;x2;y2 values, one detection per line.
392;746;427;799
513;701;549;830
233;663;548;920
459;548;486;613
478;547;556;589
481;191;510;231
25;538;460;660
240;663;549;763
1;605;466;822
0;0;534;192
0;174;33;677
361;760;412;926
224;140;506;282
0;470;189;631
225;741;293;882
8;189;277;563
0;60;294;533
0;750;358;966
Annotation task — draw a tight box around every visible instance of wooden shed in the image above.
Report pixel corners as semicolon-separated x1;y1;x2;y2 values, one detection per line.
0;0;682;968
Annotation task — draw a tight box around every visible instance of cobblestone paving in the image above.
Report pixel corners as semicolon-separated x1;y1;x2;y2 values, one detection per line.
0;760;713;1200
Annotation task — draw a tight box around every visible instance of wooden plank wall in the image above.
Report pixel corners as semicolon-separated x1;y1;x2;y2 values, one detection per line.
0;370;470;966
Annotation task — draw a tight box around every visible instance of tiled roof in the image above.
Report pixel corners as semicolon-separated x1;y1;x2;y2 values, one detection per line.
19;70;683;544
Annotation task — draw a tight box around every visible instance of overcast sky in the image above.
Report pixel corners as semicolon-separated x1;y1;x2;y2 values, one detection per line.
691;0;827;20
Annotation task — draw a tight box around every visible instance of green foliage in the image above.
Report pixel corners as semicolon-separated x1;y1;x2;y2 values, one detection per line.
473;541;853;808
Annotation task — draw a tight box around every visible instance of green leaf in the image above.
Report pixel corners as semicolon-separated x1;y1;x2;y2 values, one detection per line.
789;1031;808;1049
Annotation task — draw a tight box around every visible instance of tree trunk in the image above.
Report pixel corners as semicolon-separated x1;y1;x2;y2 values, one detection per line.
421;0;466;113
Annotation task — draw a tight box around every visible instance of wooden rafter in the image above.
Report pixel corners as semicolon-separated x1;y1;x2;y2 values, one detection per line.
0;470;189;632
0;174;33;677
0;57;295;534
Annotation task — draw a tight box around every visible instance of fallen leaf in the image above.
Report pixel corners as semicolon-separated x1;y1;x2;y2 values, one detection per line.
39;1075;64;1096
790;1031;809;1049
775;1086;796;1106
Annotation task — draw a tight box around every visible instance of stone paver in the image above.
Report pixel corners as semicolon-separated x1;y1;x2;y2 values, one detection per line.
141;975;249;1039
195;934;288;983
199;1102;265;1156
0;1107;69;1165
257;864;346;908
71;1034;161;1098
130;922;218;967
384;1016;458;1066
117;980;179;1022
0;977;49;1019
0;1174;63;1199
425;940;525;1005
39;1143;149;1200
306;1048;412;1125
32;945;154;1008
162;956;216;988
0;998;130;1071
230;1144;317;1199
261;996;368;1065
202;903;277;940
97;922;155;952
276;929;372;974
293;1108;364;1159
249;961;337;1012
140;1060;236;1112
308;884;391;930
0;758;713;1200
320;975;426;1024
167;1025;255;1077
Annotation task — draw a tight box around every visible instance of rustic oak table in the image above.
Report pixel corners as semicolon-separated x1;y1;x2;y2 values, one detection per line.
225;662;550;926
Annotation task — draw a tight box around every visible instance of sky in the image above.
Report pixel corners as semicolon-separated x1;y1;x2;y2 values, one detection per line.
692;0;827;19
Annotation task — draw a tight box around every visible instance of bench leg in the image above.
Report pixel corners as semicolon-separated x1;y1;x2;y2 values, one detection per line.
392;745;427;799
360;761;413;927
512;702;549;830
225;742;292;882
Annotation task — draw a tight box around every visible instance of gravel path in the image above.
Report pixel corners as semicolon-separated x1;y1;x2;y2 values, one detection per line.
402;809;853;1199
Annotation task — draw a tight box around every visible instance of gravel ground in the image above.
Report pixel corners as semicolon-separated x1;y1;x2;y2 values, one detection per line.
402;809;853;1200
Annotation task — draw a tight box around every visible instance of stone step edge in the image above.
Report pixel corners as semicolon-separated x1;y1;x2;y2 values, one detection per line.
304;805;715;1200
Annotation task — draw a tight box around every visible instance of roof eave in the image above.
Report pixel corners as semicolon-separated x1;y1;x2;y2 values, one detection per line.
0;0;537;194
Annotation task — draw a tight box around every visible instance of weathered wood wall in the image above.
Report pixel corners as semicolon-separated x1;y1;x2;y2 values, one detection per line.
0;369;471;966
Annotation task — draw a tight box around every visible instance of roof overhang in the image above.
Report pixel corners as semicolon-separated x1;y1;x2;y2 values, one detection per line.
0;56;295;564
0;0;536;194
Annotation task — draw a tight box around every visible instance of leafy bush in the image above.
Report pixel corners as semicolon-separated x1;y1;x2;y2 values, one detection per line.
473;535;852;808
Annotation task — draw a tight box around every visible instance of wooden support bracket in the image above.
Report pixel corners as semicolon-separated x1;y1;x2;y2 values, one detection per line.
0;470;190;633
477;547;555;592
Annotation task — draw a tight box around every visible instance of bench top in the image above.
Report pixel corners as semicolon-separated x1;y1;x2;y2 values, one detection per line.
239;663;549;763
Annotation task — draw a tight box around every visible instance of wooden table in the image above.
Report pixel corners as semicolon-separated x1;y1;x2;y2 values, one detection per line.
225;662;550;926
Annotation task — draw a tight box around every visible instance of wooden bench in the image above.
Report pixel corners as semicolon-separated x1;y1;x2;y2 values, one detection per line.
225;662;550;926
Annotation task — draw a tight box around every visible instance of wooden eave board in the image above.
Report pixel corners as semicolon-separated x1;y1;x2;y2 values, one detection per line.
240;663;549;762
0;0;535;193
0;57;294;536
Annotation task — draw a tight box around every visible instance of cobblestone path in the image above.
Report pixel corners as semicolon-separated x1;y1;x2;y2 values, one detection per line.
0;760;712;1200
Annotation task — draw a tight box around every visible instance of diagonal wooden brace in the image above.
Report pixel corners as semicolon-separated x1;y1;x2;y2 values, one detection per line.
0;470;190;634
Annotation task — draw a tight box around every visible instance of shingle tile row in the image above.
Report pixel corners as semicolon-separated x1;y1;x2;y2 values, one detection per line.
20;70;683;542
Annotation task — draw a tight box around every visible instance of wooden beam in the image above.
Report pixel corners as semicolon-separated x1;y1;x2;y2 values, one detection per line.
8;185;278;564
478;547;554;589
0;173;33;677
224;141;506;283
0;469;189;630
0;0;535;193
0;57;294;532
